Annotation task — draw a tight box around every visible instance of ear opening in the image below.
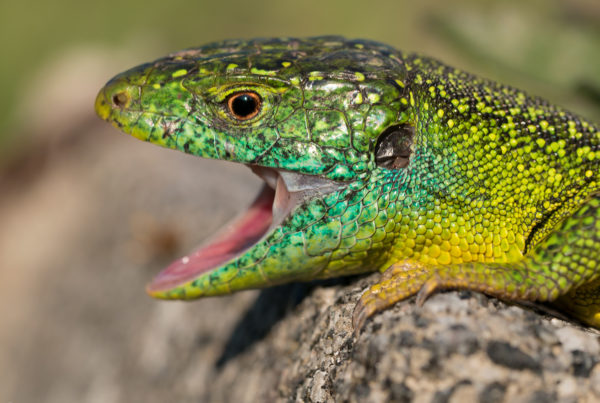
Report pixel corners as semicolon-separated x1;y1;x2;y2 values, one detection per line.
374;124;415;169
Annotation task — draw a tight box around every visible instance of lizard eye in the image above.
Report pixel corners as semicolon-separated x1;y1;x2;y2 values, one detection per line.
226;91;262;120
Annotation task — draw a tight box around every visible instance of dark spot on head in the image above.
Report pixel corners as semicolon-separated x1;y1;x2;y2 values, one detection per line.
375;123;415;169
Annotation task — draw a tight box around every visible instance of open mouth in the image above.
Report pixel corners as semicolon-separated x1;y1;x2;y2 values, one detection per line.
146;166;344;294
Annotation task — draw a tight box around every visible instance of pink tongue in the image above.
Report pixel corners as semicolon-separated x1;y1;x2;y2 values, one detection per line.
147;185;274;293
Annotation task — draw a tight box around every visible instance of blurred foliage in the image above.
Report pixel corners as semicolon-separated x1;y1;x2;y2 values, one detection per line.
0;0;598;156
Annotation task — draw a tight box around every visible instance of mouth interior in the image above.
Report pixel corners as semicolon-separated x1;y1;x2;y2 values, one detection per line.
146;166;344;294
146;182;276;293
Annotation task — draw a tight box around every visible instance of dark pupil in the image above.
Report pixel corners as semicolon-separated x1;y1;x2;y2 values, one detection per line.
231;94;257;117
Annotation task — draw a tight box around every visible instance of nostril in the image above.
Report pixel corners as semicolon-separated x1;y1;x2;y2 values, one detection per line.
112;92;129;108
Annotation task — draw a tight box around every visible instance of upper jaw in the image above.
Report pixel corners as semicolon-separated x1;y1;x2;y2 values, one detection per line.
252;166;345;194
250;165;345;224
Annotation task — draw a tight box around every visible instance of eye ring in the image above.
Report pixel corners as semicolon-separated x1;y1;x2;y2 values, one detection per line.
226;91;262;121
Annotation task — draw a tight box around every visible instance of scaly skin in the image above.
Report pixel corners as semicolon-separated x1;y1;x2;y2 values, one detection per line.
95;37;600;330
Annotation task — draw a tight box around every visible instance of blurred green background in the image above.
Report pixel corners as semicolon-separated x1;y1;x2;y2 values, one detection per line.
1;0;598;159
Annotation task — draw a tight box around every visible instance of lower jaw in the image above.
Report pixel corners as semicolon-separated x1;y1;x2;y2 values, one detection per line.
145;166;346;296
146;183;275;294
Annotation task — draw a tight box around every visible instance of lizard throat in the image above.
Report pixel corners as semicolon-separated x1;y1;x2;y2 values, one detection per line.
146;167;342;294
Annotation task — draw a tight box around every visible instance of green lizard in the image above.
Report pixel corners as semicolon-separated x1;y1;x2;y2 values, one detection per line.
95;36;600;331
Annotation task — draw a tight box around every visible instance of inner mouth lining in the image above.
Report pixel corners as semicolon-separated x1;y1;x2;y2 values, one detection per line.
146;165;344;294
146;167;288;293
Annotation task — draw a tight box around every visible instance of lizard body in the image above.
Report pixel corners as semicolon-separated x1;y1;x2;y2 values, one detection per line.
95;37;600;330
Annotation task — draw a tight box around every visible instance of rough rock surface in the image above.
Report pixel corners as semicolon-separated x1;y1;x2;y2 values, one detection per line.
200;280;600;403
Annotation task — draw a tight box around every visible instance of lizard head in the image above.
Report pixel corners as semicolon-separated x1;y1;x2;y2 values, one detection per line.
95;37;413;299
